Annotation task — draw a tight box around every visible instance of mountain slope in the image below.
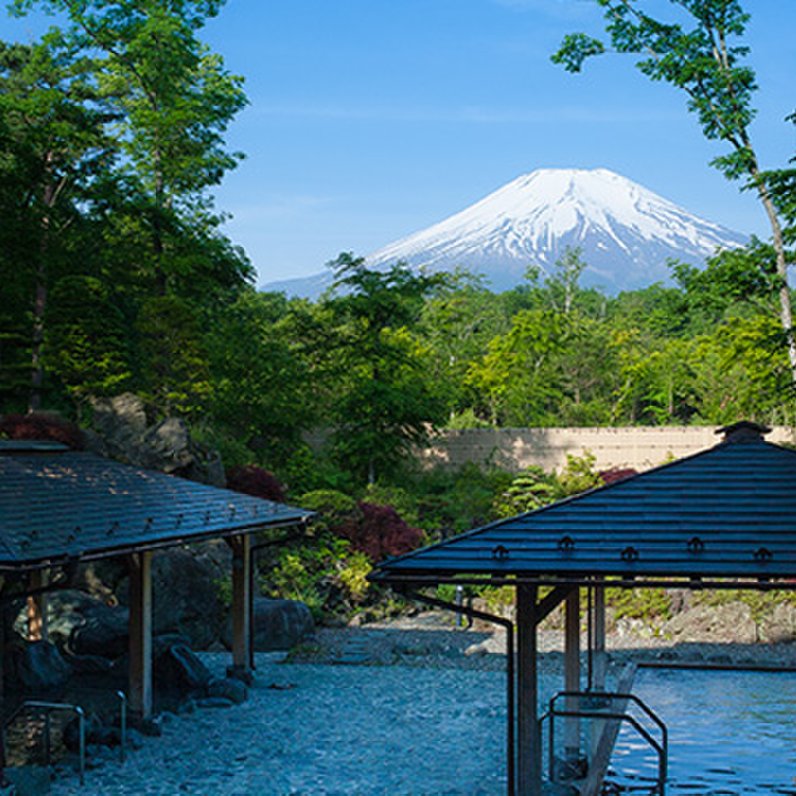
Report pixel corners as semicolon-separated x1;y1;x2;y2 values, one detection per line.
265;168;746;297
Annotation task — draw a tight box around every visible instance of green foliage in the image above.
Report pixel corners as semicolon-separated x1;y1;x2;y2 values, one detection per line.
607;588;672;622
402;462;513;535
321;253;450;483
493;466;559;518
557;452;603;497
296;489;358;532
553;0;796;388
694;589;796;624
265;532;374;621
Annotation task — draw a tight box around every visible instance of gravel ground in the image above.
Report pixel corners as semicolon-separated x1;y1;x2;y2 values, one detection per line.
49;654;553;796
43;612;796;795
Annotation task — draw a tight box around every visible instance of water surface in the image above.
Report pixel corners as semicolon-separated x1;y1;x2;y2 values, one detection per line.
609;668;796;795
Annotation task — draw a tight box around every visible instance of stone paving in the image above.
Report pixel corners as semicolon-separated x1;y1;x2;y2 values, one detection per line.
49;653;559;796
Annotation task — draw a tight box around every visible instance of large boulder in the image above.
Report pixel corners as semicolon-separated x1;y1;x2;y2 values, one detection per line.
149;548;227;650
663;602;758;644
224;598;314;652
11;640;72;692
760;601;796;643
13;590;129;660
87;393;225;486
53;591;129;659
153;638;213;693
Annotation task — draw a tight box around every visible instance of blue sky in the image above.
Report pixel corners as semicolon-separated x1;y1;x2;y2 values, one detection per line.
6;1;796;286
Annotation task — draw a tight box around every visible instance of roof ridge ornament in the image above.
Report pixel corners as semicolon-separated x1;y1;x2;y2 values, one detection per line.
715;420;771;444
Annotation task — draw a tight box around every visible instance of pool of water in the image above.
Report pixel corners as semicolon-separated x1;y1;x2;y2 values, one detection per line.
608;668;796;795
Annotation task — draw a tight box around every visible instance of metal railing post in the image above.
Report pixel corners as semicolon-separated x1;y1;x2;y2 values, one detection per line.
116;691;127;764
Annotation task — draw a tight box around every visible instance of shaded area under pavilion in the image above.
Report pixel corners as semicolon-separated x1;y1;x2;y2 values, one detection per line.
370;421;796;795
0;441;311;734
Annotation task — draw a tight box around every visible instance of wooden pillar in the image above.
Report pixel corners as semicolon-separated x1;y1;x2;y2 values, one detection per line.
593;579;607;691
27;569;48;642
516;584;541;796
129;551;153;720
229;534;252;681
564;588;581;762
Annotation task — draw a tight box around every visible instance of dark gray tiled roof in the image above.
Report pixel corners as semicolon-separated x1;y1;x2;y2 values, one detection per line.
373;437;796;583
0;449;311;567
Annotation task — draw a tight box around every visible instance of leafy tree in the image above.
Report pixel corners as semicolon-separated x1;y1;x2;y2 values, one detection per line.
45;275;131;412
0;36;113;410
553;0;796;386
322;253;449;483
205;290;315;467
12;0;248;296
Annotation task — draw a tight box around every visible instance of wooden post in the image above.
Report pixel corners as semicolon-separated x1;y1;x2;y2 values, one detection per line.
590;579;608;764
27;569;48;642
229;534;252;681
593;580;607;691
564;588;581;763
129;551;153;720
516;584;541;796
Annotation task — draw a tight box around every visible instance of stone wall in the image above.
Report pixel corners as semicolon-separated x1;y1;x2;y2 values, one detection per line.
419;425;796;473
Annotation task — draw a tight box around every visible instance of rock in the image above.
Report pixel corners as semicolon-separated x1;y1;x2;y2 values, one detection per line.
150;548;227;649
126;728;145;749
26;589;129;660
63;714;118;752
12;641;71;692
4;765;51;796
224;598;314;652
760;601;796;643
176;698;197;716
662;602;758;644
154;640;212;693
64;652;115;674
88;393;225;486
206;677;248;705
196;697;235;709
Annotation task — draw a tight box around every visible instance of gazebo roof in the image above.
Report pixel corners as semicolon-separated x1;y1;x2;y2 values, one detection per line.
371;422;796;587
0;444;311;569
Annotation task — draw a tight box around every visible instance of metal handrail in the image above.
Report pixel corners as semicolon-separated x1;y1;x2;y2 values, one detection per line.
545;690;668;794
4;700;86;785
116;691;127;764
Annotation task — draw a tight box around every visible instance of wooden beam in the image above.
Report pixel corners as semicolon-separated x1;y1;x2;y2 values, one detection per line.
516;584;541;796
564;589;581;763
129;551;153;720
593;579;607;692
229;534;252;681
26;569;48;642
535;585;573;626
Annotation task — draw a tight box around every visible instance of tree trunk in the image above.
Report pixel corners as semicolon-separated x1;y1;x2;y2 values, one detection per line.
752;172;796;386
29;153;56;413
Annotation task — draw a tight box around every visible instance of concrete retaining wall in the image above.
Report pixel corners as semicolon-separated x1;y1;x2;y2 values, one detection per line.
419;426;796;473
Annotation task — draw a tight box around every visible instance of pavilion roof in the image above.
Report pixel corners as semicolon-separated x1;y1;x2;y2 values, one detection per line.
371;422;796;586
0;445;311;569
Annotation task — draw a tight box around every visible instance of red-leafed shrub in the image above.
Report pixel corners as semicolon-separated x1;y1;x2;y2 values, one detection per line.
599;467;638;486
0;413;85;450
225;465;286;502
338;501;423;562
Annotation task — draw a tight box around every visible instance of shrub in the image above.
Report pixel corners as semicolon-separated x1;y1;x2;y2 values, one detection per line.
338;502;423;562
226;465;286;502
607;587;672;622
265;533;375;621
0;412;85;450
599;467;638;485
296;489;358;532
493;465;559;518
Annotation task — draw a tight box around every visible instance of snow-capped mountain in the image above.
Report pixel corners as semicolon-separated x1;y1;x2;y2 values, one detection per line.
265;168;746;297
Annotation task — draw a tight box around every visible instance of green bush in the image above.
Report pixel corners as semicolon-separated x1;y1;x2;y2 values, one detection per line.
607;587;672;622
264;532;376;622
694;589;796;623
